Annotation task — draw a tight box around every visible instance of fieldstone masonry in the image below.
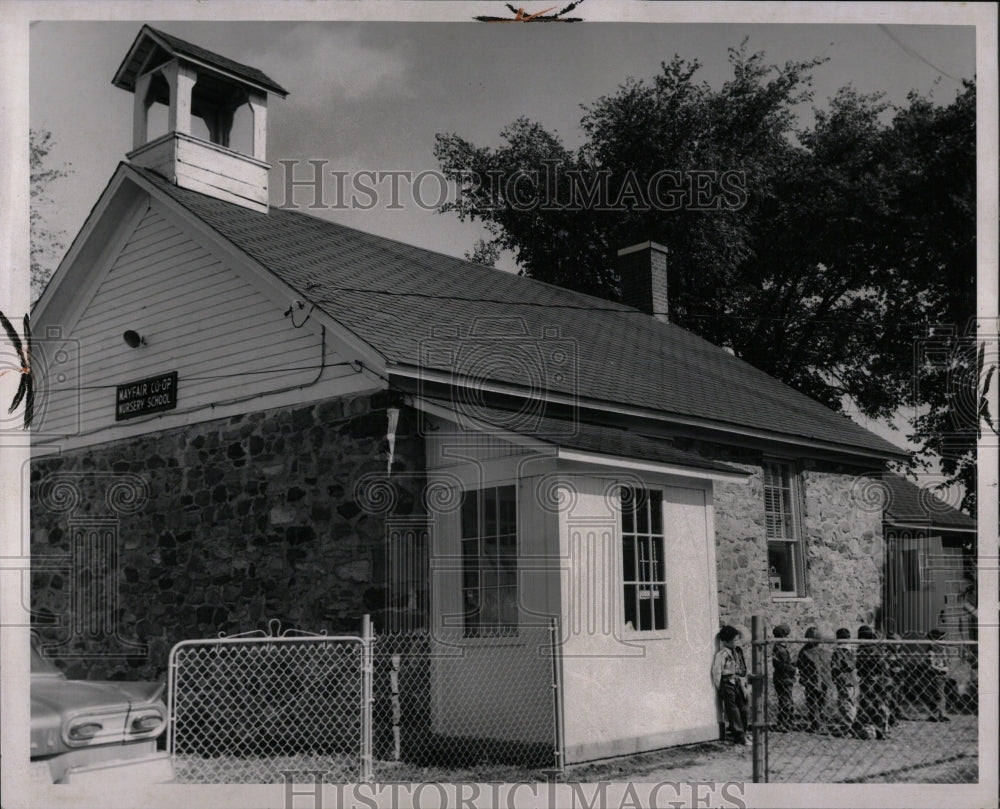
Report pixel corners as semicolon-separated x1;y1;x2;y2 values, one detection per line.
30;391;425;680
674;438;884;637
31;396;886;679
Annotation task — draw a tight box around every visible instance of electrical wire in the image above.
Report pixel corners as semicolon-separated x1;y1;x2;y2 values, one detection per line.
68;360;361;391
311;288;950;329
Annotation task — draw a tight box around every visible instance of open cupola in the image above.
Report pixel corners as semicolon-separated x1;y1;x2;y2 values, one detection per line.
112;25;288;212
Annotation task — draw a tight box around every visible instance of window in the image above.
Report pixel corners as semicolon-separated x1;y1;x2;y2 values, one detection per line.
620;487;666;632
763;460;806;596
461;485;517;636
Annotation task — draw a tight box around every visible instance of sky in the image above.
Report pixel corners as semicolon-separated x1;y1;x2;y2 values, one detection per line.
0;8;996;805
23;13;981;468
28;19;977;275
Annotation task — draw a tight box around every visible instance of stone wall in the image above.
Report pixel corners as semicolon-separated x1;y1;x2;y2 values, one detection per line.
30;393;888;678
672;438;884;639
30;391;426;680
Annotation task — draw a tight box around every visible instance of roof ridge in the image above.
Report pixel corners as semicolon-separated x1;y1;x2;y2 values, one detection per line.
122;164;909;461
264;200;638;314
131;164;632;314
128;24;289;96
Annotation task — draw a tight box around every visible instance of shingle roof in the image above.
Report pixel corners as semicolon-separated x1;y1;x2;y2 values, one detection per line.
881;474;976;530
129;164;907;460
113;25;288;97
427;399;744;476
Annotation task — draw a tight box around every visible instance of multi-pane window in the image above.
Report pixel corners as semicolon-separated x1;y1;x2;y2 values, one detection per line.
461;485;517;636
763;460;805;596
620;487;666;632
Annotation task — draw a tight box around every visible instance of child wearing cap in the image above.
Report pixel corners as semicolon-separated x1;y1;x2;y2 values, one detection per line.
772;624;796;731
712;625;751;746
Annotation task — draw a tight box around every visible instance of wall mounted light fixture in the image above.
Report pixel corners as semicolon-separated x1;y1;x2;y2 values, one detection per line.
123;330;146;348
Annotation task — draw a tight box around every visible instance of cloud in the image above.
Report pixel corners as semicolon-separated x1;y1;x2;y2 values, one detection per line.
257;24;413;103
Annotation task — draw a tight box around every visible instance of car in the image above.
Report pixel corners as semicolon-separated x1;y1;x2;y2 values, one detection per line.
30;634;175;785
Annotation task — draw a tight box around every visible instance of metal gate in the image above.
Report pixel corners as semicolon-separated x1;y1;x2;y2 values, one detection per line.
167;618;373;784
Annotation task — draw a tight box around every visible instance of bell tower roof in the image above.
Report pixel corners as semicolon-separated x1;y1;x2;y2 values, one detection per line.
112;25;288;98
112;25;287;213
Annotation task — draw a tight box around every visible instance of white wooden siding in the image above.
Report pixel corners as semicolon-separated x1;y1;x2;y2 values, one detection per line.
35;202;362;443
129;133;269;211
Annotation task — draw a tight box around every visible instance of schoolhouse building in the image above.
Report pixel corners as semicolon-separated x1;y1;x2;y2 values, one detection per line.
29;26;910;763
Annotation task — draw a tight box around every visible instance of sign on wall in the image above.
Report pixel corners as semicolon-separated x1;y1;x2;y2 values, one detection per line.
115;371;178;420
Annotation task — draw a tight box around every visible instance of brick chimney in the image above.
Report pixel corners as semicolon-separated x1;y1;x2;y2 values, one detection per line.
617;241;669;323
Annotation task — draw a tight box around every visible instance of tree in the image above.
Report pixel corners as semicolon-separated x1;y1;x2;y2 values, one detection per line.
434;44;978;510
30;129;71;303
894;81;983;511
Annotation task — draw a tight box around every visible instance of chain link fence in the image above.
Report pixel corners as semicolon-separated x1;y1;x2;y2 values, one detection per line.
753;635;978;782
372;623;561;775
166;618;562;783
167;624;370;784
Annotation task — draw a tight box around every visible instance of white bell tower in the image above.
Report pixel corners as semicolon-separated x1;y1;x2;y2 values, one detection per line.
112;26;288;213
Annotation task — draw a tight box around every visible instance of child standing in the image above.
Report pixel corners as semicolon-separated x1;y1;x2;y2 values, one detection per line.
883;618;909;723
830;627;856;733
924;628;950;722
712;625;750;746
772;624;797;731
856;624;890;738
796;626;829;733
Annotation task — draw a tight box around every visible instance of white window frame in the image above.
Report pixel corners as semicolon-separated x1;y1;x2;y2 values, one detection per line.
460;483;518;637
619;485;668;633
763;459;807;598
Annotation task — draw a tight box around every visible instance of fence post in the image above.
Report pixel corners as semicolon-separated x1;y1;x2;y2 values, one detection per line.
165;644;179;759
361;614;373;782
549;617;566;773
390;653;401;762
750;615;766;783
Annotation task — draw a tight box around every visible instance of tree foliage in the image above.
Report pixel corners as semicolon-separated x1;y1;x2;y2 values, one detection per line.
434;44;978;510
30;129;71;303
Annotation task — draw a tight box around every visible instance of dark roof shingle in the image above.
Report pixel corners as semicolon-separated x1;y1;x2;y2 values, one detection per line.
882;474;976;530
113;25;288;96
427;400;745;476
130;165;908;460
